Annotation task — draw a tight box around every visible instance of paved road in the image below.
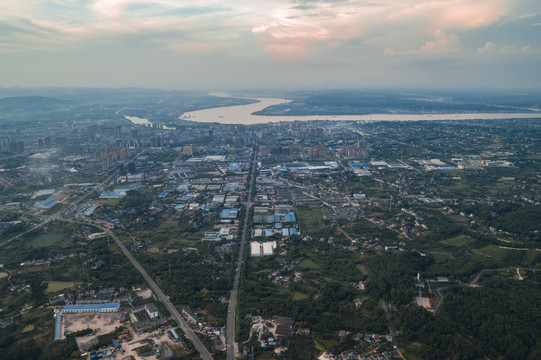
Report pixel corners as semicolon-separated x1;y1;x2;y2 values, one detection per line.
380;300;405;359
227;144;257;360
0;149;213;357
76;220;213;360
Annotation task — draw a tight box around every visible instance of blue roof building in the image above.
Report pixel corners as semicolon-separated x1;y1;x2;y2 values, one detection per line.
220;208;239;219
61;303;120;314
34;198;58;209
54;312;62;341
285;213;296;222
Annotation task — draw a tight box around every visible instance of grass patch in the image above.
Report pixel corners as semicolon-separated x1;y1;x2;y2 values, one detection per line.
321;338;339;348
0;272;8;279
297;207;332;235
22;324;35;333
27;234;63;248
87;199;119;205
299;258;319;270
428;252;453;263
402;343;427;360
148;247;159;253
292;292;309;301
477;245;508;261
46;281;76;293
441;235;475;247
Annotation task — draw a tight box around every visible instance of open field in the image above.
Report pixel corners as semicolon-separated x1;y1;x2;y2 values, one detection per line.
46;281;76;293
297;207;332;235
64;313;123;338
299;258;319;270
27;234;63;248
0;272;8;279
87;199;120;205
441;235;475;247
292;291;309;301
22;324;35;333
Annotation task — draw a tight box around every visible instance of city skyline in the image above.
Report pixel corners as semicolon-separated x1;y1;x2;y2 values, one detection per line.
1;0;541;90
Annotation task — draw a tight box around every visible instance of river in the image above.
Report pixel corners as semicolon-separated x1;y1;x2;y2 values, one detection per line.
179;96;541;125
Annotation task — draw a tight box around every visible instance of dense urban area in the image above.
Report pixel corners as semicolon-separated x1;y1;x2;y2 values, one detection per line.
0;90;540;360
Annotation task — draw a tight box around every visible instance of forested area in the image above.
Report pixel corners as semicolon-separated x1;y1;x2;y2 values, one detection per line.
400;278;541;359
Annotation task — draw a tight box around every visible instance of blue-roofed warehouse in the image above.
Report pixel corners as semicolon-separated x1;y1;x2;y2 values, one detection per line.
61;303;120;314
220;208;239;220
34;198;58;209
168;329;180;342
284;213;296;222
54;311;62;341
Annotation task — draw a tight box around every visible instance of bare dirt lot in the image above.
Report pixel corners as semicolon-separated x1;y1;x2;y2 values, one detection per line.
64;312;123;338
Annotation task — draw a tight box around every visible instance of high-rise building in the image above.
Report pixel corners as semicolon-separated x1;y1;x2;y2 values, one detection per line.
8;141;24;153
100;147;129;171
0;138;9;152
101;152;113;171
118;164;126;176
150;136;168;147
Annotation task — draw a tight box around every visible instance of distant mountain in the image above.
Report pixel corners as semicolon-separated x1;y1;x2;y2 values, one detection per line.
0;96;72;111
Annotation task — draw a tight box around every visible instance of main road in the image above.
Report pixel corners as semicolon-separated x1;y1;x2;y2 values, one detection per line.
75;219;213;360
226;142;258;360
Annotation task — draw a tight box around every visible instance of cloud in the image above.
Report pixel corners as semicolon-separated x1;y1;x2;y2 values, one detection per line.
384;29;459;56
476;42;540;56
476;41;498;55
0;0;536;61
93;0;131;20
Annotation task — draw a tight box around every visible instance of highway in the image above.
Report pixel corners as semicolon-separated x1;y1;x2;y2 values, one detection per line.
226;143;257;360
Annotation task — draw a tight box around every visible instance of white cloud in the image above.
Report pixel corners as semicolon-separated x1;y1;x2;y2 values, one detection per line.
499;45;517;54
384;29;459;56
476;41;498;55
0;0;535;60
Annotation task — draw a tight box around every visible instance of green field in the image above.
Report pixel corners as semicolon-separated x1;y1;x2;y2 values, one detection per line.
292;291;309;301
297;207;332;235
299;258;319;270
87;199;119;205
474;245;509;261
46;281;76;293
27;234;64;248
441;235;475;247
0;272;8;279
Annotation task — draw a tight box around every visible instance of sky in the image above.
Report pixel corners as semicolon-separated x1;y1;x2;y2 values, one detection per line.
1;0;541;90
